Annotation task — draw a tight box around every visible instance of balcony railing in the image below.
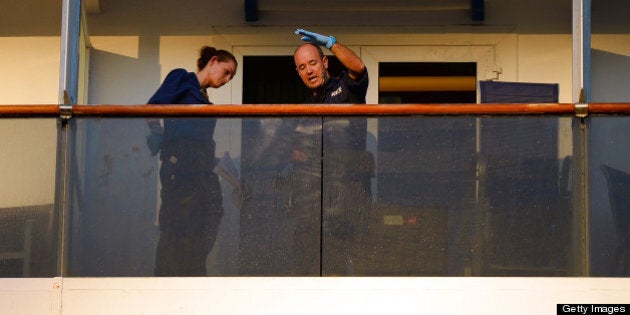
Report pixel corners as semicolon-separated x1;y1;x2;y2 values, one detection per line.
0;103;629;277
4;103;630;117
0;103;614;116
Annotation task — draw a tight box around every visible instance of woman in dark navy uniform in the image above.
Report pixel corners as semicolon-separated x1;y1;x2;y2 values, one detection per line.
146;46;237;276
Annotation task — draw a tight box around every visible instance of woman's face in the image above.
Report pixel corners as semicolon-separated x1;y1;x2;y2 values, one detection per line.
207;57;237;88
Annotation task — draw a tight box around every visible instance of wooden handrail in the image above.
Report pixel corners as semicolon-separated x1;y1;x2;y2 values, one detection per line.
0;105;60;116
0;103;629;117
70;104;577;116
586;103;630;114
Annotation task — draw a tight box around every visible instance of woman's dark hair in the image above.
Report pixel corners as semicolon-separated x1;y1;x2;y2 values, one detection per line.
197;46;238;71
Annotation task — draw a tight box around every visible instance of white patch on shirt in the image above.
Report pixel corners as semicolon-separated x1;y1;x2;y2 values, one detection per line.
330;87;343;98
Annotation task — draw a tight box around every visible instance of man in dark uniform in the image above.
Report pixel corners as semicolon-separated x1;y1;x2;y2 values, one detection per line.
288;29;373;275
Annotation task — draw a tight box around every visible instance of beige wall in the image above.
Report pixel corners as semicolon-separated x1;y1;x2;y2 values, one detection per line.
0;37;59;208
89;31;577;168
0;119;57;208
3;31;630;207
518;35;573;102
591;34;630;102
88;31;577;104
88;35;233;104
0;37;60;104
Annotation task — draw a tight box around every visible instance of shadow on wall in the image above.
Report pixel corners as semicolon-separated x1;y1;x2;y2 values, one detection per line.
71;36;162;276
592;49;630;102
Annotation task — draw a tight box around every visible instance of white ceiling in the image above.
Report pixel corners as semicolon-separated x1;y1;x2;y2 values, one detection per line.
1;0;628;37
85;0;482;36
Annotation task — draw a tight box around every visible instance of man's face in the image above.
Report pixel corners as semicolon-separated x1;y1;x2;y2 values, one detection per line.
294;45;329;90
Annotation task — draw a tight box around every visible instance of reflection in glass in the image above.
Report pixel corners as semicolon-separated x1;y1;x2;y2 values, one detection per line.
321;117;373;276
66;118;243;276
600;165;630;275
152;116;224;277
240;118;322;276
0;119;58;277
480;117;572;276
62;115;587;277
590;117;630;276
355;117;476;276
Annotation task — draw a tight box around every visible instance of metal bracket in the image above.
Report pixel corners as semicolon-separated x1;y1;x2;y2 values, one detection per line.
60;90;73;122
60;104;73;121
575;103;588;118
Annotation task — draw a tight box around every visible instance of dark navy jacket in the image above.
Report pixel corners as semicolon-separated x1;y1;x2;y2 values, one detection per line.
307;70;369;152
148;68;217;149
306;70;368;104
148;68;217;173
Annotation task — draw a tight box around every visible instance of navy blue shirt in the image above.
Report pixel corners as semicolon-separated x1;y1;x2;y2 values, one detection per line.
306;70;368;104
148;68;217;148
307;70;369;154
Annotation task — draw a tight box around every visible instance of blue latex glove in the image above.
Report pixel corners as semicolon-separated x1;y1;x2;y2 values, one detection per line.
295;29;336;49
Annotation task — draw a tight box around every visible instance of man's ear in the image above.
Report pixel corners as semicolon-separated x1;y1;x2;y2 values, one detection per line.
322;55;329;69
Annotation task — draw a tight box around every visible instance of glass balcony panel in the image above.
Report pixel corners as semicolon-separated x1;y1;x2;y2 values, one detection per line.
63;114;585;277
589;116;630;276
66;117;323;276
326;116;578;276
0;118;58;277
477;116;576;276
239;118;322;276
